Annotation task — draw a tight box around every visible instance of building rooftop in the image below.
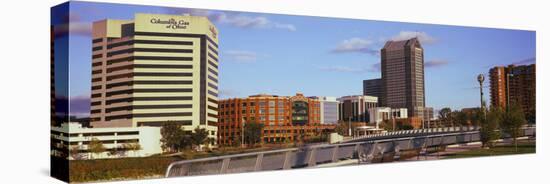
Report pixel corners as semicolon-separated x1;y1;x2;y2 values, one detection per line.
383;37;422;50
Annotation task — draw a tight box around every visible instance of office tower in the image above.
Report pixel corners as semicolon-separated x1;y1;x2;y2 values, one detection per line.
490;64;536;118
363;78;382;98
337;95;378;122
89;13;219;139
380;38;425;119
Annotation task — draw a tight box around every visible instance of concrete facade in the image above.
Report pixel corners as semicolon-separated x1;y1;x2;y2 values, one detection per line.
368;107;408;128
337;95;378;122
312;96;339;125
51;123;162;160
380;38;426;120
89;13;219;140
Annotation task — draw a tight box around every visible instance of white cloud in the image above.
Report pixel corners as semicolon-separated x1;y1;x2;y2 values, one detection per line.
167;8;297;31
391;31;437;44
223;50;258;63
425;59;450;68
217;14;296;31
331;38;379;55
318;66;368;73
218;89;240;98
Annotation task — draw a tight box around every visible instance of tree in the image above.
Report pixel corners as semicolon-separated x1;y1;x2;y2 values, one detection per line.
502;103;526;152
438;107;452;127
160;123;187;153
69;145;84;160
379;120;393;132
107;145;122;158
468;108;483;127
88;138;106;159
205;137;216;150
452;110;468;127
400;124;414;130
191;128;209;151
334;120;349;136
243;121;264;147
526;107;536;124
480;107;503;148
123;143;142;157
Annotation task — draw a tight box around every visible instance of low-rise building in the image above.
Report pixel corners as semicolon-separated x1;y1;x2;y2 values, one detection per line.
368;107;408;128
218;93;335;145
337;95;378;122
311;96;339;125
51;123;162;160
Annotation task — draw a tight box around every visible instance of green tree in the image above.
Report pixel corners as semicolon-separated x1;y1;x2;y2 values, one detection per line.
452;110;468;126
526;107;536;124
468;108;483;127
88;138;106;159
480;107;503;148
438;107;452;127
502;103;527;152
244;121;264;147
379;120;393;131
191;128;209;151
160;123;186;153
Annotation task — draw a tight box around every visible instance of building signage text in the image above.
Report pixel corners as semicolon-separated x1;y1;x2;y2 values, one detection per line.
150;18;190;29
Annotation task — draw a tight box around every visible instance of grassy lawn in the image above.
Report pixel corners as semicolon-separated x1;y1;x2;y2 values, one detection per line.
444;141;536;159
69;156;179;182
68;146;284;182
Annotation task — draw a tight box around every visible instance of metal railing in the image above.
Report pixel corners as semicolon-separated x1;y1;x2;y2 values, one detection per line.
165;125;535;178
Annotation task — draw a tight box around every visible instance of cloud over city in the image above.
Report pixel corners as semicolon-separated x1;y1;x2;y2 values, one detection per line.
223;50;259;63
330;38;379;55
391;31;437;44
165;8;296;31
425;59;450;68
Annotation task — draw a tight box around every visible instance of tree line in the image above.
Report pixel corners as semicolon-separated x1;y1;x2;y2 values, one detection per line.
439;103;528;151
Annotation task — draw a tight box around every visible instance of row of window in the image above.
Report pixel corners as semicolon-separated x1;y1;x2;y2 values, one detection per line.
105;112;192;121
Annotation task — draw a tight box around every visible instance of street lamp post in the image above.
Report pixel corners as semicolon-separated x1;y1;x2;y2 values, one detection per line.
241;117;245;148
477;74;486;119
348;116;352;137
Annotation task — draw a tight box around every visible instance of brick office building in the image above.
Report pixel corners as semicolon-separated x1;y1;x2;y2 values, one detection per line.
218;93;335;145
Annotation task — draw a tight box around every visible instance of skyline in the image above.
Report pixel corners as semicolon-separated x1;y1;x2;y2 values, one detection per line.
52;1;536;117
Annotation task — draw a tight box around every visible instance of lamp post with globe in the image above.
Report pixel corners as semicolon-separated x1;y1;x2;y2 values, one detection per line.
477;74;486;120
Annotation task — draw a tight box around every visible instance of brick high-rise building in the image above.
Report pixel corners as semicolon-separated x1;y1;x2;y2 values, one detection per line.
380;38;426;120
489;66;507;108
489;64;536;118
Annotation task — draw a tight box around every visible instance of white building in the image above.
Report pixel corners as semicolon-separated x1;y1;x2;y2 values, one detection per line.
337;95;378;122
311;96;339;124
51;123;162;160
368;107;408;128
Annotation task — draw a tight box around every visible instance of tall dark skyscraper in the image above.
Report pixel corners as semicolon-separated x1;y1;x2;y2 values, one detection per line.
380;38;425;119
363;78;382;98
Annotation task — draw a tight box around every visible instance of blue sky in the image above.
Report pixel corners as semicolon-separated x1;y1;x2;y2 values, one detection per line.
53;1;535;116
